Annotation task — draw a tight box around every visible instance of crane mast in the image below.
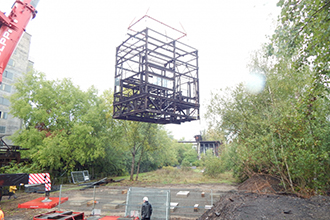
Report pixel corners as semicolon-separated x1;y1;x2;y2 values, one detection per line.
0;0;39;84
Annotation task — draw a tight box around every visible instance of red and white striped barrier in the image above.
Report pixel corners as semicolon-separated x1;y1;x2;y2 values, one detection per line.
28;173;51;192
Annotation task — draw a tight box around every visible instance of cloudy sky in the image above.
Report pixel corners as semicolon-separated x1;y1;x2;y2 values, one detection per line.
0;0;281;141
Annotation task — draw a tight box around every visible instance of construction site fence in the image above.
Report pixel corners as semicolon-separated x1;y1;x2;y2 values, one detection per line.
50;172;114;185
33;184;229;219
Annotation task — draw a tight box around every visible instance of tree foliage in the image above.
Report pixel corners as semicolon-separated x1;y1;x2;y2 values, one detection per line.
119;121;179;181
206;45;330;193
10;71;107;172
203;155;224;178
6;70;193;181
89;89;128;177
274;0;330;83
204;0;330;194
274;0;330;192
144;128;179;168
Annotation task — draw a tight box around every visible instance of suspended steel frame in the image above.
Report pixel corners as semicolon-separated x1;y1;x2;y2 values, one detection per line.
113;28;199;124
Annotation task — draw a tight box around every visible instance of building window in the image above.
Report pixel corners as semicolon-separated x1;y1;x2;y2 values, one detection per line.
0;126;5;133
3;71;14;80
0;83;12;93
7;59;14;67
0;97;10;106
0;111;8;119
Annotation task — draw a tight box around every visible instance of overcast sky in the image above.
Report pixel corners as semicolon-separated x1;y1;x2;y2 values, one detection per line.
0;0;280;141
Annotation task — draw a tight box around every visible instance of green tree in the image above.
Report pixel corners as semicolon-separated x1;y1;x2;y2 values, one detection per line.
181;158;191;171
120;121;158;181
143;128;179;169
275;0;330;79
206;44;330;193
135;123;159;181
273;0;330;192
183;148;198;164
120;121;181;181
203;155;224;178
9;71;107;173
87;89;127;177
174;143;193;165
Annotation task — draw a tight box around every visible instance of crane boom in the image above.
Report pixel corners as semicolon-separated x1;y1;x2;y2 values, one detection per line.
0;0;39;84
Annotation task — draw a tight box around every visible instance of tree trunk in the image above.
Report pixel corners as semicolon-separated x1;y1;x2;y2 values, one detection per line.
130;146;136;181
135;146;145;181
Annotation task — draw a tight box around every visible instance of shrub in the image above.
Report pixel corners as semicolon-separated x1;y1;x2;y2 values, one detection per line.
203;156;224;178
161;166;177;175
192;160;201;167
181;159;191;171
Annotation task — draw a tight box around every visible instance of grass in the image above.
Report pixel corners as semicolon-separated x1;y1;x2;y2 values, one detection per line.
111;167;237;186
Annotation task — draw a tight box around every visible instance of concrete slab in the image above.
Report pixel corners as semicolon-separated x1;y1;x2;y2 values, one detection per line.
103;200;126;209
69;200;87;206
205;205;213;210
108;190;120;195
176;191;190;197
170;202;179;207
194;204;199;212
170;202;179;212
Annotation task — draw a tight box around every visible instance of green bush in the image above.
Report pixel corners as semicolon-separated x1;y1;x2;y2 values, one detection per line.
203;156;224;178
183;148;198;164
0;162;40;174
181;159;191;171
161;166;177;174
192;160;201;167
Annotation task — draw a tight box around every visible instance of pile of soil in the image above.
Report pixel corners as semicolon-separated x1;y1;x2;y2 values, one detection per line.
238;174;285;193
199;174;330;220
199;192;330;219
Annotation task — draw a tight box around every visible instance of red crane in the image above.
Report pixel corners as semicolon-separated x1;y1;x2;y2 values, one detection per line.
0;0;39;84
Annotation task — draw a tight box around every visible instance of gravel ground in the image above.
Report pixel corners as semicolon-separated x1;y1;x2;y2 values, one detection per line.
2;179;329;220
0;183;236;220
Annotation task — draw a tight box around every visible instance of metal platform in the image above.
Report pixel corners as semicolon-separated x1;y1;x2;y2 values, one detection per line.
18;197;68;209
33;210;84;220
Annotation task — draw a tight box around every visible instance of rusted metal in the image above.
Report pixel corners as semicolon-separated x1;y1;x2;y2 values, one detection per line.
0;135;29;166
113;27;199;124
178;136;221;158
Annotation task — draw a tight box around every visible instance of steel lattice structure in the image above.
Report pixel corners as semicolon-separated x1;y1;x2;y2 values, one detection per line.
113;28;200;124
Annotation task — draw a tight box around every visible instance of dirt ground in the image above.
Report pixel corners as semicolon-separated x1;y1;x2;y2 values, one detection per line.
0;192;43;219
0;183;236;220
199;174;330;220
1;175;330;220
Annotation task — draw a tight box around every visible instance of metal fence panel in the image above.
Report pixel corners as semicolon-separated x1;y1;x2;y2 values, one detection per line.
71;170;90;184
37;184;232;219
125;187;170;220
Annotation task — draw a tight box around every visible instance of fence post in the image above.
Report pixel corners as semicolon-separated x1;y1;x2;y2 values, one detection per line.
58;185;62;211
211;189;213;206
